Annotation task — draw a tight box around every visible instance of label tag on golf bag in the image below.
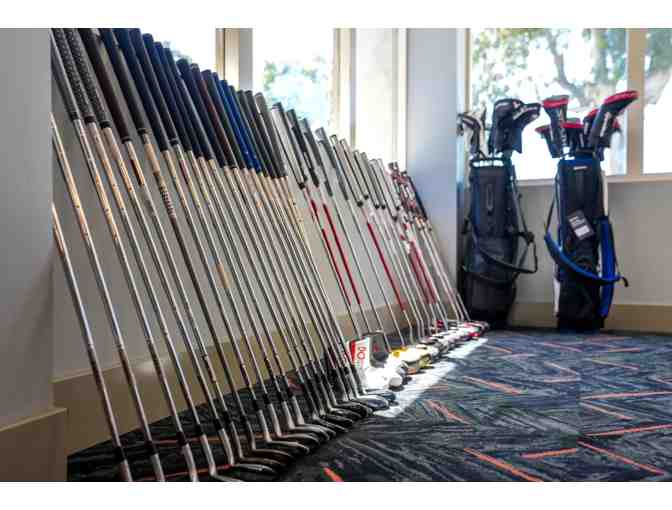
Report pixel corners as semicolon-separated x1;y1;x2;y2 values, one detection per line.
567;210;594;241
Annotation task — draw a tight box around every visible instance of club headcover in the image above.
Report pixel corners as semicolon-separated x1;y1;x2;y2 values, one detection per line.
457;108;486;158
536;124;563;158
563;120;584;157
488;98;523;155
542;95;570;148
582;108;598;149
587;90;638;149
509;102;541;153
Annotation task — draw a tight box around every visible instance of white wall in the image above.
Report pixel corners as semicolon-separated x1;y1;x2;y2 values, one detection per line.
0;29;53;427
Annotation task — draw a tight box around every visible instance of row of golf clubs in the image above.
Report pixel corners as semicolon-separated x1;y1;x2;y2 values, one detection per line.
52;27;481;482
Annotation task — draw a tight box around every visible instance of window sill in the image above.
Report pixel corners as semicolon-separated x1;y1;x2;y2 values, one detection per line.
517;172;672;187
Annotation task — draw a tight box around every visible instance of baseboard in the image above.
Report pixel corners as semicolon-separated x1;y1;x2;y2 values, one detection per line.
54;302;408;455
0;407;68;481
510;302;672;333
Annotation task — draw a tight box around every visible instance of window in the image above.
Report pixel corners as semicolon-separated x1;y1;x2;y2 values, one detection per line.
643;29;672;174
253;28;336;131
142;25;217;72
471;29;627;180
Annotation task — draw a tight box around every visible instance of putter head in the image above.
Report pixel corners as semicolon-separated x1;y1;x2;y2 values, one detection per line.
542;95;570;149
588;90;638;149
509;102;541;153
536;124;563;158
488;98;523;155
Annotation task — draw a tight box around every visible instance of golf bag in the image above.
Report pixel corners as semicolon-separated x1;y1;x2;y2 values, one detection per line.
461;157;537;326
545;156;627;331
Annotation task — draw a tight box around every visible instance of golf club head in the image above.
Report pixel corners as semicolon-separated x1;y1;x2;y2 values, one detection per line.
536;124;563;158
563;120;584;156
509;102;541;153
489;98;523;155
457;108;487;157
588;90;638;149
542;94;570;149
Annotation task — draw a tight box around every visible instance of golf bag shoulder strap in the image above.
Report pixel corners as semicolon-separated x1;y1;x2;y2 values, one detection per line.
544;168;626;287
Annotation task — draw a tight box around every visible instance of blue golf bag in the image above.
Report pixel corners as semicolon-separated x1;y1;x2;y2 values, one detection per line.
544;156;628;331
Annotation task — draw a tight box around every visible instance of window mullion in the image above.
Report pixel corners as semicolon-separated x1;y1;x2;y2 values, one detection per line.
626;28;646;178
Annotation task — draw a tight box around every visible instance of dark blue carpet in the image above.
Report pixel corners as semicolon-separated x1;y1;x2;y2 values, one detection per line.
68;329;672;481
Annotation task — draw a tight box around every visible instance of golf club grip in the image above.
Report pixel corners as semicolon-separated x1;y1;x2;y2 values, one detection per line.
330;135;361;203
236;88;267;173
208;77;247;170
129;29;179;147
64;29;110;129
287;110;319;187
78;29;132;142
217;82;253;169
51;34;80;121
408;174;428;219
301;119;333;195
167;55;215;164
176;59;226;167
232;89;260;169
111;28;169;150
315;128;348;200
340;139;368;200
363;154;387;209
255;93;287;178
143;33;193;154
377;160;401;211
354;150;377;206
52;29;94;122
222;83;252;169
191;66;239;168
243;90;277;177
270;103;305;184
318;139;346;199
239;89;273;175
157;43;204;159
98;29;150;139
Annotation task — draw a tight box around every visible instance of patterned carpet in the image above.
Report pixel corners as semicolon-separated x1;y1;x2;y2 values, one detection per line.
68;329;672;482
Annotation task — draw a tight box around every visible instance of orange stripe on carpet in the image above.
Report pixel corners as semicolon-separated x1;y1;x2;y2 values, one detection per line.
521;448;578;460
483;344;513;354
463;448;543;481
426;400;470;424
578;441;665;476
540;342;583;353
587;423;672;437
462;376;524;395
581;390;672;400
323;467;344;482
587;359;639;371
603;347;642;353
580;402;634;421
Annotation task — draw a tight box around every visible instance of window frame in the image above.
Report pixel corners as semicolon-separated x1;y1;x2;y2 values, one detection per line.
464;28;672;186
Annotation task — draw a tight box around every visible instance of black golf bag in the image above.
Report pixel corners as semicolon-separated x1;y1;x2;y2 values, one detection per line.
545;156;627;331
461;157;537;326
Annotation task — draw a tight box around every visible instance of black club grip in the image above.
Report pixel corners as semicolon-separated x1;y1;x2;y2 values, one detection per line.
158;43;204;159
300;119;333;195
129;29;179;147
79;29;132;142
52;28;94;122
315;128;348;201
255;93;287;178
64;29;110;129
330;135;362;203
339;138;368;201
243;90;277;178
271;102;305;184
354;150;378;207
287;109;318;187
143;33;192;154
111;28;169;151
51;33;79;121
365;154;389;210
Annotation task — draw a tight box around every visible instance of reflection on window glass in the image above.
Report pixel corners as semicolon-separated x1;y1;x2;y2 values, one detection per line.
471;29;627;179
140;25;216;71
253;28;335;131
643;29;672;174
